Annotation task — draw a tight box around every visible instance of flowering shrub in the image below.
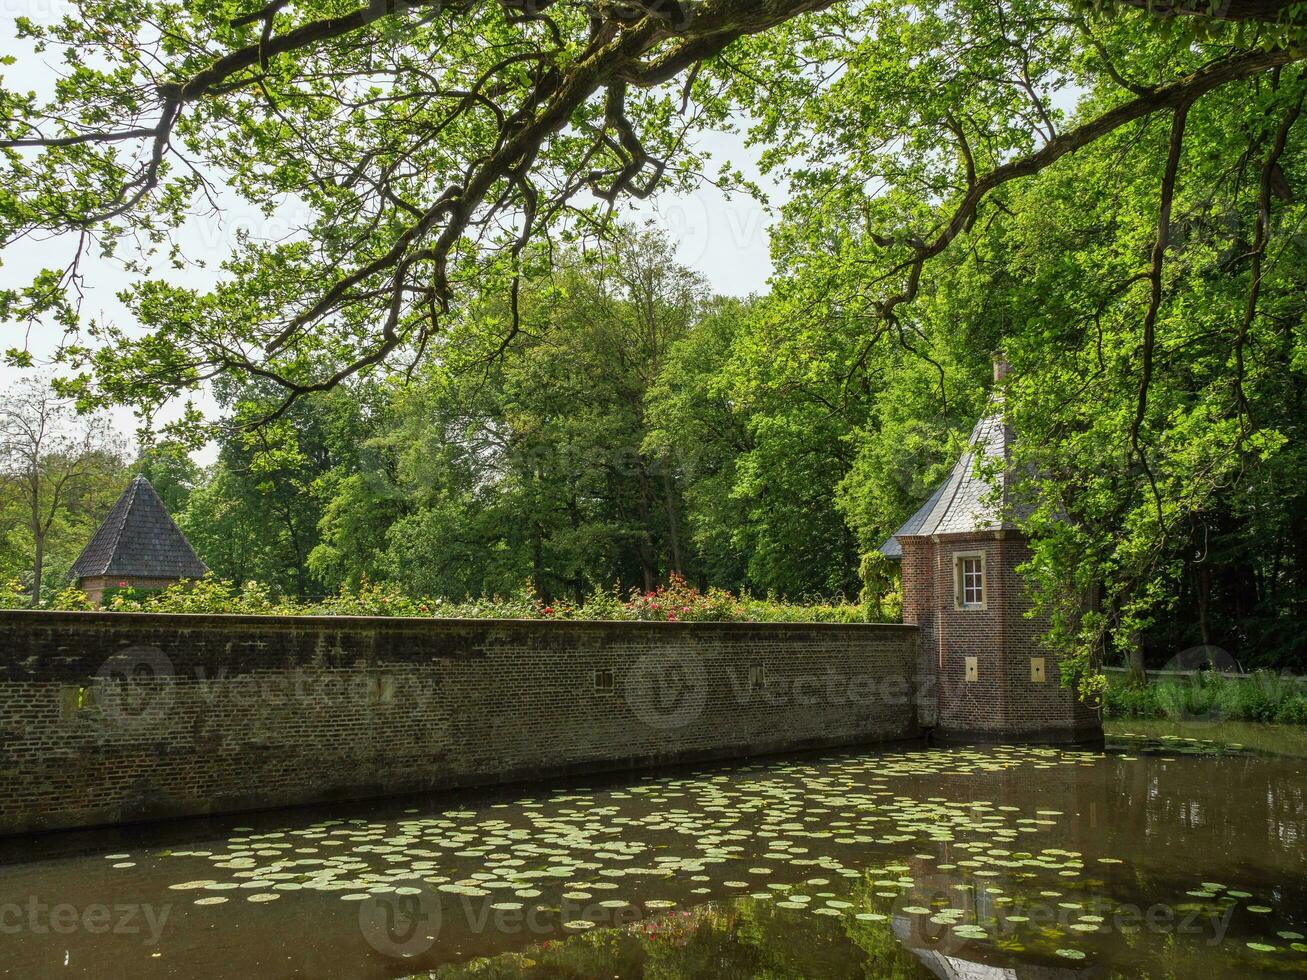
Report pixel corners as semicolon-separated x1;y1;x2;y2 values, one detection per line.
739;597;869;624
0;570;880;623
625;573;743;622
434;592;540;620
313;577;426;617
103;576;295;615
46;586;94;611
0;578;30;608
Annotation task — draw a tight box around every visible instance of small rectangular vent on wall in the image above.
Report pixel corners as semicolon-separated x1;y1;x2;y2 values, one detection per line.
965;657;978;683
368;675;396;706
593;668;615;693
1030;658;1046;683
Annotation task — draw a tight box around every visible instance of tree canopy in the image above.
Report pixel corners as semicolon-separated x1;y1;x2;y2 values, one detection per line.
2;1;1306;672
1;2;1302;409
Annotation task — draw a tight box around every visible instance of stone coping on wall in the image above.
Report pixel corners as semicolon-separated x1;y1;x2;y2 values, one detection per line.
0;609;919;681
0;609;917;630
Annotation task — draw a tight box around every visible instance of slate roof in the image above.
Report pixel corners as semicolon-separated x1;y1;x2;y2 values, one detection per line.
879;397;1030;557
878;480;948;559
70;475;208;580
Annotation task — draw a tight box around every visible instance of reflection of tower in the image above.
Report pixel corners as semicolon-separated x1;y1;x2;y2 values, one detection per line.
888;756;1106;979
892;910;1103;980
880;355;1101;744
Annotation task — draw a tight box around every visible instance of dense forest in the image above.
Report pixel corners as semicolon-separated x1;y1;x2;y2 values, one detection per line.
2;2;1306;677
6;210;1305;674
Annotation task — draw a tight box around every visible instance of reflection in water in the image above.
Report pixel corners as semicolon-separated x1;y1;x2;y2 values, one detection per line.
0;739;1304;979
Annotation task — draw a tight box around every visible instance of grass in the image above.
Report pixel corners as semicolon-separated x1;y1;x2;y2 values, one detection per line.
1103;670;1307;726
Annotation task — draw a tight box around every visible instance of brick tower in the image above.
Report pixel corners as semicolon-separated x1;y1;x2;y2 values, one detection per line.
881;355;1101;743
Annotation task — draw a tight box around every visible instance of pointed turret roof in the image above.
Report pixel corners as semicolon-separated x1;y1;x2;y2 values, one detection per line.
878;479;948;559
70;475;208;580
880;355;1035;556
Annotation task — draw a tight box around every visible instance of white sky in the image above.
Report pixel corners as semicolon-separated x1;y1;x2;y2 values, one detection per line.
0;8;779;462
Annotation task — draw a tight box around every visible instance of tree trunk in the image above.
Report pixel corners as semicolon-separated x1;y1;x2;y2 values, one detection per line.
660;465;683;575
635;463;658;592
532;524;548;606
567;494;585;606
1195;562;1213;648
1127;630;1147;684
1086;579;1104;672
31;531;44;608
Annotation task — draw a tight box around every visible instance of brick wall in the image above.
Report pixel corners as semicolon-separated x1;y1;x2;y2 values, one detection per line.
0;611;922;836
926;532;1100;742
898;537;938;728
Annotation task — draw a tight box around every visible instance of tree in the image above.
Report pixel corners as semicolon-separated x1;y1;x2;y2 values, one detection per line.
753;18;1307;672
1;2;1303;422
0;379;124;605
178;381;383;595
368;227;704;601
645;296;756;589
135;439;202;514
648;291;870;597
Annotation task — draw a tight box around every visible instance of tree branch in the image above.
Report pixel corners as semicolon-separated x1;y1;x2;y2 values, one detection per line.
876;46;1304;327
1130;97;1192;533
1235;86;1304;428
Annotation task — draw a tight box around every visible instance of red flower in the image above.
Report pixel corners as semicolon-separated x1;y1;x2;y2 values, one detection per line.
117;580;128;588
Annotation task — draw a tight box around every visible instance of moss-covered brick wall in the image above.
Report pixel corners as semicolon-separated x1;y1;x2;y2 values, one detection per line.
0;611;922;836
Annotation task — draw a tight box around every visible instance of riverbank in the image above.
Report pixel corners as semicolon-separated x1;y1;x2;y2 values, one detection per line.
1103;670;1307;726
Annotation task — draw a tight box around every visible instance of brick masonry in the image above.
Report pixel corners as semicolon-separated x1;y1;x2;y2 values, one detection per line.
0;611;922;836
903;531;1101;743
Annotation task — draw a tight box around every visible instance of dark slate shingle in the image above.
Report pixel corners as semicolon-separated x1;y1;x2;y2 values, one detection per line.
69;475;208;580
881;395;1034;556
878;479;948;558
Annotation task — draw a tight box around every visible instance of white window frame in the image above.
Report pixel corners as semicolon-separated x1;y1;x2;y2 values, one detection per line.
954;551;987;611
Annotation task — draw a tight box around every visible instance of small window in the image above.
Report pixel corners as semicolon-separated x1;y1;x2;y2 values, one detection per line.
593;668;615;693
748;665;767;692
954;552;986;610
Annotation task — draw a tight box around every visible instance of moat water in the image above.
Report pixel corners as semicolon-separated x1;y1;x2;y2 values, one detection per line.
1;732;1304;979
